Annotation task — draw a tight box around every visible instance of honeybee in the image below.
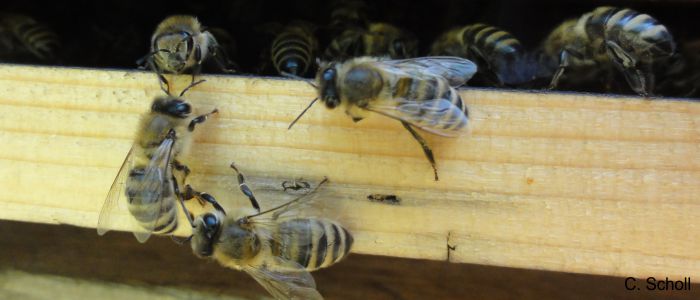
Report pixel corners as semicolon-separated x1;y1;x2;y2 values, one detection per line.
0;13;59;62
271;21;319;76
288;56;476;180
431;24;533;86
190;164;352;300
327;0;369;36
655;40;700;98
139;15;234;95
542;7;676;96
97;96;220;243
324;22;417;61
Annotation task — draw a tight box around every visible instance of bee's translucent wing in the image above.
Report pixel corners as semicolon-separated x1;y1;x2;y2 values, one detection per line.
130;136;176;243
244;256;323;300
374;56;477;87
97;147;135;236
247;178;328;222
366;97;469;137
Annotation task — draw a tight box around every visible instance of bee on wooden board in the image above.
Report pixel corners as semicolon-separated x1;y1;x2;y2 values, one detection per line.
97;95;221;243
270;21;319;77
431;23;535;87
542;6;676;96
0;13;59;62
138;15;235;95
288;56;477;181
324;22;418;61
190;163;352;300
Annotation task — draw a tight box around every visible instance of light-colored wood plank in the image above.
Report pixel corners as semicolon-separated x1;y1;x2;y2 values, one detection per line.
3;221;697;300
0;64;699;278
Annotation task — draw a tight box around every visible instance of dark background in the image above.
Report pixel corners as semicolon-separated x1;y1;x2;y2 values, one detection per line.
1;0;698;71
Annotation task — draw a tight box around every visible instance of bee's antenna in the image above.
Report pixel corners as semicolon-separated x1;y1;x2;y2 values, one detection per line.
171;235;193;245
288;97;318;130
281;71;318;89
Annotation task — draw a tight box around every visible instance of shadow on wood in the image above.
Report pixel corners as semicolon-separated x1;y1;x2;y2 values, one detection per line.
0;220;697;299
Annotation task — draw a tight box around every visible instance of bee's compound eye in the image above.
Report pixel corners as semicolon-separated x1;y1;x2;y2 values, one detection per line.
323;68;336;81
175;102;191;115
203;213;218;228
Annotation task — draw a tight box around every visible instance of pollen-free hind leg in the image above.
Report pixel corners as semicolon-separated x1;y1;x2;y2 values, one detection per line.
401;121;438;181
230;162;261;213
548;50;571;90
188;109;218;132
171;174;195;227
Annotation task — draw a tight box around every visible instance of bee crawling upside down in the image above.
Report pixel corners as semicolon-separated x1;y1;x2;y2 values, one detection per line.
289;56;477;181
189;164;352;300
97;96;221;243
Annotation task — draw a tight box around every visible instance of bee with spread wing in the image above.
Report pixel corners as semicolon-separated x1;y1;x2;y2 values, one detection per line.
288;56;477;180
97;96;221;243
190;163;352;300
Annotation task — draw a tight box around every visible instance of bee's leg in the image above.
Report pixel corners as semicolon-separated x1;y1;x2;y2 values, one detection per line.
171;174;195;227
188;108;219;132
468;46;503;87
211;45;237;73
401;121;438;181
145;58;171;95
183;185;226;214
179;77;206;97
548;50;571;90
230;162;261;213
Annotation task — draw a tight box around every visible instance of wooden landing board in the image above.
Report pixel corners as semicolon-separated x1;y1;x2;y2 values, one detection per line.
0;64;698;278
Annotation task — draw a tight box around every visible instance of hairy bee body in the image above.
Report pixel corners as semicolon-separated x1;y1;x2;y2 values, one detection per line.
327;57;468;131
99;96;217;243
272;218;353;270
431;24;526;85
0;13;59;61
324;22;417;61
150;15;214;74
124;98;193;235
271;22;318;76
194;210;353;271
543;7;675;95
327;0;368;36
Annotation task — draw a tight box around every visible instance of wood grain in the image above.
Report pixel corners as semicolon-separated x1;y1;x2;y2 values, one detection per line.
2;221;698;300
0;64;699;278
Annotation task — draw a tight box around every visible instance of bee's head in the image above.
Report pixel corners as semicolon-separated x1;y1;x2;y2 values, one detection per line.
317;62;340;109
153;32;194;72
151;97;192;118
191;212;222;258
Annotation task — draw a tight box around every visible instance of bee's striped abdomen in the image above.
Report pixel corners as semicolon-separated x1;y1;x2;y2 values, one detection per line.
1;14;58;61
392;76;468;132
273;218;353;271
462;23;523;62
587;7;675;60
125;167;179;235
271;24;317;76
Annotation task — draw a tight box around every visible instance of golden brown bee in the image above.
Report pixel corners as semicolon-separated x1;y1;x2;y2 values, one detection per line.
271;21;319;77
431;24;531;86
97;96;220;243
324;22;417;61
139;15;234;95
190;164;351;300
542;6;676;96
288;56;476;180
0;13;59;62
